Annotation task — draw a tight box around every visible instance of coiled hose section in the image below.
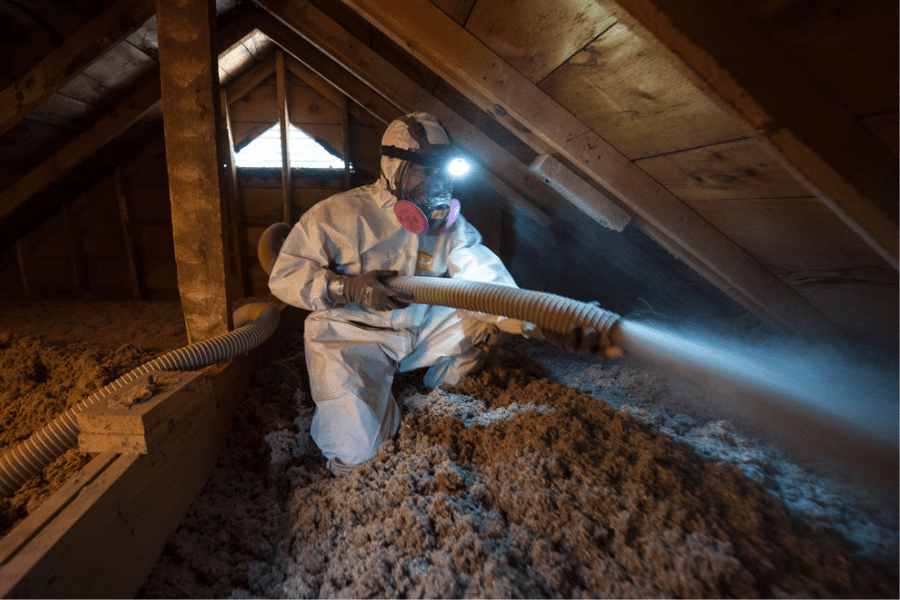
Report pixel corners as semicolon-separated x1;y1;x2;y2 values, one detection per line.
0;304;280;497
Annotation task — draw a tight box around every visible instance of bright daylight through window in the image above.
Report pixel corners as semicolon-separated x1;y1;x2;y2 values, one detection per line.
235;122;348;169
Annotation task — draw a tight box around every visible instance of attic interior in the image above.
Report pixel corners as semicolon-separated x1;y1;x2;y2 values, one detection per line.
0;0;897;597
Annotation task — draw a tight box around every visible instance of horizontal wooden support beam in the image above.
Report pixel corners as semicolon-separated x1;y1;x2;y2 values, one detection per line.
0;0;156;139
0;356;256;599
77;371;188;454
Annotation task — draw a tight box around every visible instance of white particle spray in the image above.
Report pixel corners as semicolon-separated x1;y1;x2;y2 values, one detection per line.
613;319;898;491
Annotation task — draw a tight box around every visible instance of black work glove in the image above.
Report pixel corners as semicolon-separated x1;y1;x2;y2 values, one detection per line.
522;321;623;359
343;270;414;311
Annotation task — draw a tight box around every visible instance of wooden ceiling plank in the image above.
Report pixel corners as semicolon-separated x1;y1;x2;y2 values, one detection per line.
321;0;832;333
465;0;616;82
157;0;232;343
0;72;161;224
595;0;899;269
226;53;277;105
0;0;155;139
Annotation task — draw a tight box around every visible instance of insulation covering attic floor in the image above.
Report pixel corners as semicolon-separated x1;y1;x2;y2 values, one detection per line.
0;297;896;598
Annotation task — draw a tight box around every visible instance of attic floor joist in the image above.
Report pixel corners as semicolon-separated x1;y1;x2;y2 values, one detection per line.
263;0;832;334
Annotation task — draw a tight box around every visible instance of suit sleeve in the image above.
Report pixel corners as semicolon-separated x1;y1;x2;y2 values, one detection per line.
268;206;348;311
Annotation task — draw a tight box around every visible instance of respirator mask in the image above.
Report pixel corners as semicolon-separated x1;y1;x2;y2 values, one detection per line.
382;144;470;234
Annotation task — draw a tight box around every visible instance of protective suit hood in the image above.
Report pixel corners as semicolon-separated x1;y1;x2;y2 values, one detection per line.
381;113;462;234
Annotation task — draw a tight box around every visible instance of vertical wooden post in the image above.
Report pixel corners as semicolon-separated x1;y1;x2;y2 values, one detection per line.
276;49;292;225
220;89;251;298
115;168;146;300
16;238;35;298
341;94;352;188
157;0;232;342
62;203;88;294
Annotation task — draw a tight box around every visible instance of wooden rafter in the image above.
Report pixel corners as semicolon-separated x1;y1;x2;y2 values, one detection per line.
221;88;251;297
276;49;292;224
0;0;156;139
256;9;400;124
307;0;833;333
115;167;146;300
597;0;899;269
227;54;277;105
0;72;162;224
157;0;232;343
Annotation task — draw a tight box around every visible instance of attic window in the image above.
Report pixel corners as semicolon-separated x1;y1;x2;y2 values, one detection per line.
235;122;349;170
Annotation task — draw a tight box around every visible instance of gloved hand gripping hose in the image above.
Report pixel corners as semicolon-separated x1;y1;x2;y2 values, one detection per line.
0;303;280;498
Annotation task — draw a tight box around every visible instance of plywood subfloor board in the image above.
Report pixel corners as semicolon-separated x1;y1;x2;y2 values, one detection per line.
596;0;899;269
256;9;399;125
0;72;161;224
465;0;616;82
329;0;833;334
793;281;899;350
539;22;748;160
158;0;233;344
0;357;259;599
0;0;155;139
635;138;811;201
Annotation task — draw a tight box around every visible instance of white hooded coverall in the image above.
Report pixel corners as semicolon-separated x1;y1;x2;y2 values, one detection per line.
268;115;519;467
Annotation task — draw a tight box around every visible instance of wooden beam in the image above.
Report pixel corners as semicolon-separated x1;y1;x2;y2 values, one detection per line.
0;358;256;599
157;0;232;343
341;94;352;187
314;0;833;333
0;0;156;139
226;53;277;105
276;49;293;224
597;0;898;269
284;56;384;129
15;239;35;298
0;72;161;224
256;9;399;124
115;167;146;300
221;88;251;297
62;203;88;294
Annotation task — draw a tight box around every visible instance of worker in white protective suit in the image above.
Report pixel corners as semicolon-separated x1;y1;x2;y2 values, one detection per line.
269;112;614;475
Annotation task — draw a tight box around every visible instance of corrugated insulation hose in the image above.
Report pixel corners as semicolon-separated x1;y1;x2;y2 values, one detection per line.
0;303;280;498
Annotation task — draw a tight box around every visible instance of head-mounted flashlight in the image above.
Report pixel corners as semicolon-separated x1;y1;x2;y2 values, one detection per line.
381;144;470;178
